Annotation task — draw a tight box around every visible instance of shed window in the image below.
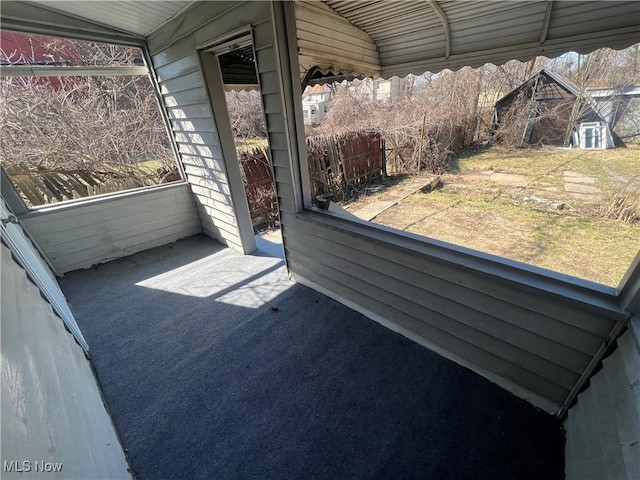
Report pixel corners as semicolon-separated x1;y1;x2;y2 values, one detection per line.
0;32;180;207
580;122;604;149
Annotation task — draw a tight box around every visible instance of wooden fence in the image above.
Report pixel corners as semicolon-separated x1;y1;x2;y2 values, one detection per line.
306;131;385;200
4;164;178;207
239;132;385;224
238;148;277;225
238;132;385;224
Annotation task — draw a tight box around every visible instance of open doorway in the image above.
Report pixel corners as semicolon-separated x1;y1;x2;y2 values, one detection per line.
199;34;283;259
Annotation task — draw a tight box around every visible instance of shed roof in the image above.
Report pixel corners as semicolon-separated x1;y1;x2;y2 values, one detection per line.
494;68;581;108
306;84;331;95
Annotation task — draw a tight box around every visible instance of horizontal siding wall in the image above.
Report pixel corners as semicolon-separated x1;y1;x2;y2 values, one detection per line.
148;1;276;254
153;50;244;251
148;1;298;240
254;16;298;218
281;211;627;412
564;325;640;480
265;1;630;413
1;244;130;479
20;183;200;274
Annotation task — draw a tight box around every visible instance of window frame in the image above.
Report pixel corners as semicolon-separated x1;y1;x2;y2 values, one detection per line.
579;122;604;149
0;32;187;214
280;46;638;315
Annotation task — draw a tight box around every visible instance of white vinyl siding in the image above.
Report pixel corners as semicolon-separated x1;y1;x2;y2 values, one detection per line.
564;326;639;480
281;211;627;412
20;183;200;274
148;0;298;237
150;1;632;414
148;2;272;253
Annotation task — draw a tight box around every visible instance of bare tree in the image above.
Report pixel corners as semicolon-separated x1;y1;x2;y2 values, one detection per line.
0;33;176;205
318;67;479;174
225;90;266;140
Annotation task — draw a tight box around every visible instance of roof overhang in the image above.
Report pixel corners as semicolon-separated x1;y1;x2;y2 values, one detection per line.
1;1;638;82
0;1;195;44
295;1;640;82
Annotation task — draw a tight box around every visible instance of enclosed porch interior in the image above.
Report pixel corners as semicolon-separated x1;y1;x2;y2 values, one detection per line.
58;234;562;479
1;1;639;479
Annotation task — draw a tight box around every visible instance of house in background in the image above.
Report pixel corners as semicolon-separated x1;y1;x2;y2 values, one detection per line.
302;84;331;125
587;84;640;145
1;1;639;479
493;69;617;149
345;76;409;104
0;31;79;90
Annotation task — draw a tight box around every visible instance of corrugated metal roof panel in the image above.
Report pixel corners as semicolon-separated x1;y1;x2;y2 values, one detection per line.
295;1;380;79
547;1;638;39
322;0;640;79
27;1;195;37
5;1;639;80
329;1;434;39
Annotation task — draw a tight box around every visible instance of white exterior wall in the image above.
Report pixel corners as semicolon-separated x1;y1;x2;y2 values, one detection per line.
564;325;640;480
148;2;273;254
148;1;300;243
20;183;200;274
273;2;631;414
1;243;130;479
302;99;328;125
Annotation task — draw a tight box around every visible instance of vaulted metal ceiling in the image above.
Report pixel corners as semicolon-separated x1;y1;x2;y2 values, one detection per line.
0;1;196;44
298;0;640;79
1;1;639;80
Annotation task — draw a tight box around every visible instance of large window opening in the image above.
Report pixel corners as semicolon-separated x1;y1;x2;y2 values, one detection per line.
0;31;180;207
301;44;640;288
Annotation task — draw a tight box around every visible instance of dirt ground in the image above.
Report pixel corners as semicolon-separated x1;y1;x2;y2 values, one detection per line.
344;145;640;287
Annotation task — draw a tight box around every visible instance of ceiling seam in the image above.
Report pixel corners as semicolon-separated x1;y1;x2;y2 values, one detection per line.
539;0;554;44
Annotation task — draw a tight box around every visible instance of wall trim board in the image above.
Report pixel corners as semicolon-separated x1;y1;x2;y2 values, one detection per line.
21;183;200;274
559;317;628;418
141;45;191;187
18;182;192;220
197;48;256;254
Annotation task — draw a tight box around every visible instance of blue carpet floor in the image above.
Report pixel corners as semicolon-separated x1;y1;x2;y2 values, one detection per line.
62;235;563;480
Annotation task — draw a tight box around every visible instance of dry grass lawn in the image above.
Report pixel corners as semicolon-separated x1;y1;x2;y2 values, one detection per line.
235;137;269;153
346;145;640;287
